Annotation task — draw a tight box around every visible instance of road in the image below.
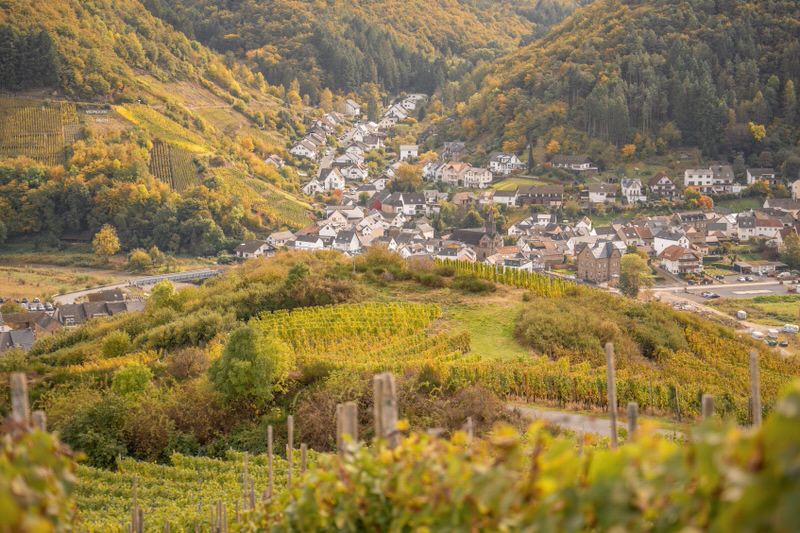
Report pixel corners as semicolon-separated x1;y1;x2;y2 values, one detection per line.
509;404;682;439
652;279;791;299
53;268;221;305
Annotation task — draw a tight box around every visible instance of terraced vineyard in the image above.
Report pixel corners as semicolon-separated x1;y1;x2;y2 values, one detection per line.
76;451;300;531
149;141;201;191
0;98;80;165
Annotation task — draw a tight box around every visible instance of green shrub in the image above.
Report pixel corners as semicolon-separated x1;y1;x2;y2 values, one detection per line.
101;331;131;359
451;275;496;293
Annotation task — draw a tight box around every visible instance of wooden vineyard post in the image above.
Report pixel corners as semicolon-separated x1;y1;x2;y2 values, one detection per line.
465;416;474;444
266;425;274;500
627;402;638;440
336;401;358;456
749;350;762;427
702;394;714;420
301;443;308;474
9;372;30;429
604;343;618;448
287;415;294;490
373;373;400;448
32;410;47;431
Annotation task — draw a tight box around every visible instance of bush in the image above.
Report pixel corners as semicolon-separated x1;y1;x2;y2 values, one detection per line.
127;248;152;272
111;363;153;396
101;331;131;358
451;275;496;293
417;273;446;288
166;348;209;380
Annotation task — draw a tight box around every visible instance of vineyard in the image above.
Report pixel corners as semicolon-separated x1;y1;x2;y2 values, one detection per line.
149;141;201;192
438;258;576;297
76;450;300;531
0;98;80;165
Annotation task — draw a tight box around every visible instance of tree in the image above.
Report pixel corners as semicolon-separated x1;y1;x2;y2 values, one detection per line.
748;122;766;142
392;163;422;192
92;224;120;262
783;80;797;124
127;249;152;272
698;195;714;210
621;144;636;159
546;140;561;154
0;301;24;314
102;331;131;358
111;363;153;396
209;325;293;410
319;88;334;112
563;200;581;220
618;253;653;298
781;232;800;269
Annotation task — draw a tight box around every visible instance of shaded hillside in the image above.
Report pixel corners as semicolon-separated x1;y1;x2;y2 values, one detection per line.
140;0;585;99
448;0;800;174
0;0;315;250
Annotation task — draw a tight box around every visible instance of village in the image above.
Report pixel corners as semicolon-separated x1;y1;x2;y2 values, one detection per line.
244;94;800;303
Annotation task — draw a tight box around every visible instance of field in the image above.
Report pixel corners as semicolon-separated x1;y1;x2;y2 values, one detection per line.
0;97;80;165
149;141;201;191
114;104;210;154
708;295;800;326
714;195;763;212
491;176;547;191
0;265;124;301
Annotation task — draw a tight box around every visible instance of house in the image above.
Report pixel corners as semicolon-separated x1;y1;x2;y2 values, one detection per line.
581;183;617;205
653;230;690;256
267;231;295;247
362;134;384;150
763;198;800;216
290;140;317;160
235;240;274;259
648;173;679;199
576;242;621;284
449;224;504;260
440;162;493;189
333;230;361;253
435;245;477;263
320;168;346;191
0;328;35;353
672;211;708;231
733;260;788;275
302;179;325;196
1;311;61;338
550;155;596;172
87;288;127;303
293;235;325;250
264;155;285;168
385;104;408;120
399;144;419;161
684;165;737;194
620;178;646;204
737;215;783;241
493;190;519;207
343;99;361;117
341;163;369;181
423;161;444;181
488;153;525;176
518;185;564;207
658;245;703;275
55;301;145;327
747;168;778;186
378;116;398;130
792;179;800;201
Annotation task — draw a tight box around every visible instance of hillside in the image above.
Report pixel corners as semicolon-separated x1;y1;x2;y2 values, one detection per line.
139;0;585;99
2;249;800;529
445;0;800;175
0;0;315;252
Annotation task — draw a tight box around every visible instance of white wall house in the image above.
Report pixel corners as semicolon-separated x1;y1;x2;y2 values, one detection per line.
290;140;317;160
653;230;690;256
399;144;419;161
488;153;525;176
620;179;647;204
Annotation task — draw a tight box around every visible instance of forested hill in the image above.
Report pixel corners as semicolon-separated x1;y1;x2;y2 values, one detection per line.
139;0;585;100
448;0;800;174
0;0;315;256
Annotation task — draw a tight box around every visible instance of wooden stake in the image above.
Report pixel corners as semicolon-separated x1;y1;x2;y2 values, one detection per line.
301;443;308;473
604;343;618;448
267;425;273;499
702;394;714;420
287;415;294;490
749;350;762;427
627;402;638;440
465;416;474;443
9;372;30;427
373;374;384;439
336;401;358;455
375;373;399;448
32;410;47;431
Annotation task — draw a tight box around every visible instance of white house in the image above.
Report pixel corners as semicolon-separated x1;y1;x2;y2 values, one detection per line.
620;179;647;204
683;168;713;191
440;162;492;189
385;104;408;121
343;99;361;117
684;165;737;194
551;155;596;171
235;240;274;259
320;168;346;191
488;153;525;176
341;163;369;181
267;231;295;247
747;168;778;186
399;144;419;161
301;179;325;196
493;190;518;207
293;235;325;250
737;215;784;241
792;180;800;200
333;230;361;253
290;140;317;160
653;230;690;256
378;116;398;130
659;245;703;275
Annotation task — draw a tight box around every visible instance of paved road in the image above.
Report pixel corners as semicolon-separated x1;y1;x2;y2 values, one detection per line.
652;280;791;299
509;404;681;439
53;268;220;305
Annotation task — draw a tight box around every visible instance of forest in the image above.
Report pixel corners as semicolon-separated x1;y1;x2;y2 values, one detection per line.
445;0;800;175
138;0;585;100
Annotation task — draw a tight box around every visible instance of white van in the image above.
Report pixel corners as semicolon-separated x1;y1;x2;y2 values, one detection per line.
783;324;799;334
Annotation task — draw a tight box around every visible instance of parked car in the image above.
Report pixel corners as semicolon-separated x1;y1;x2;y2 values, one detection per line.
737;276;747;282
779;341;789;347
714;275;725;281
745;276;754;282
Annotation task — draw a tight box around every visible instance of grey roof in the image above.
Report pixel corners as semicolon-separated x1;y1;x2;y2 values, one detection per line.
235;240;271;254
0;329;35;352
655;230;686;241
583;241;618;260
335;230;357;244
